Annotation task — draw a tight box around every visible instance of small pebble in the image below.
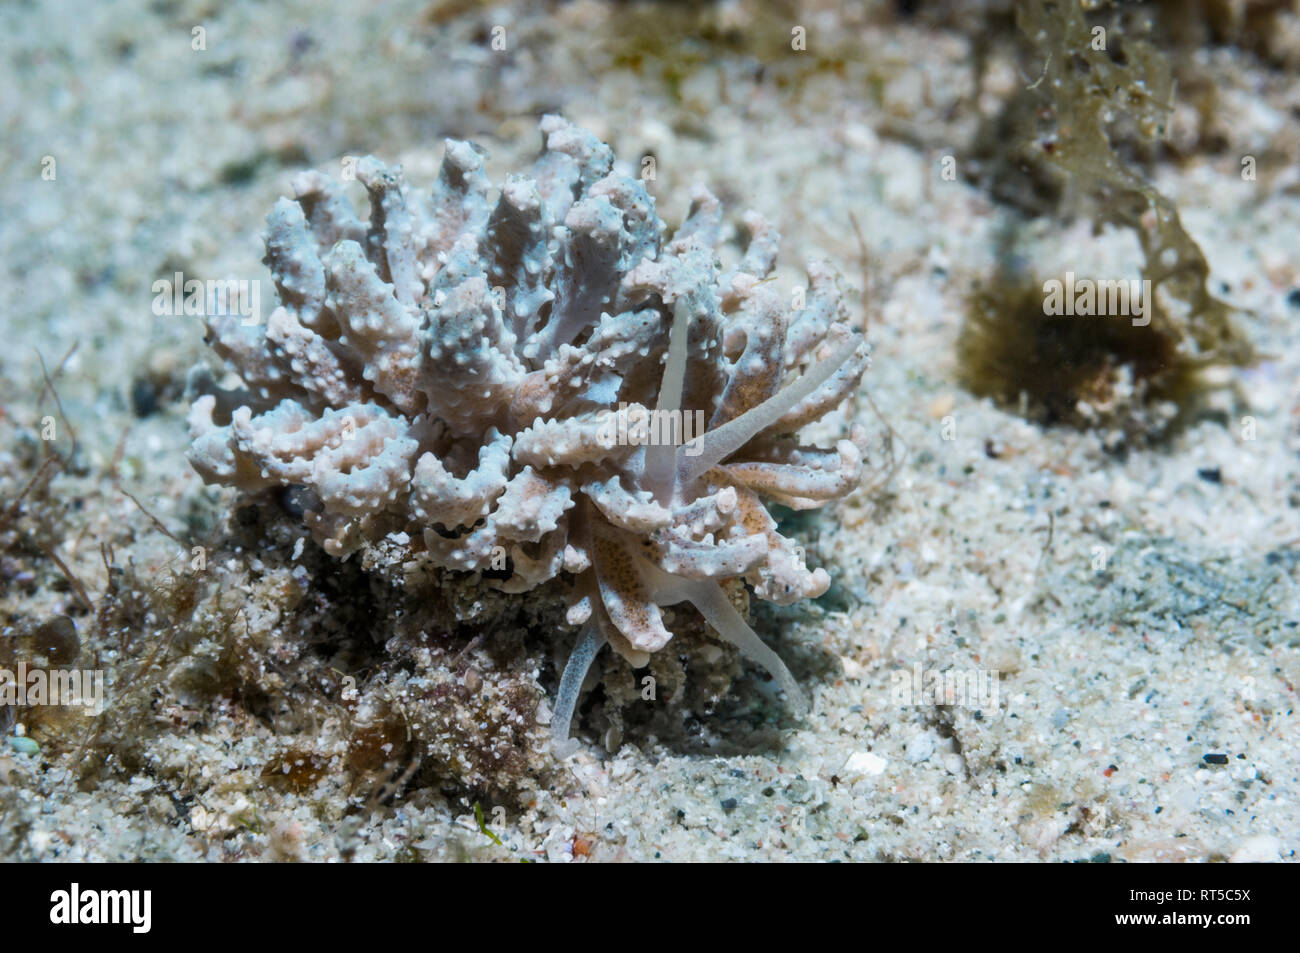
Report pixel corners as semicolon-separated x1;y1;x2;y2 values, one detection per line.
8;736;39;756
130;377;158;417
842;751;888;778
31;615;79;666
906;733;934;764
1230;835;1280;863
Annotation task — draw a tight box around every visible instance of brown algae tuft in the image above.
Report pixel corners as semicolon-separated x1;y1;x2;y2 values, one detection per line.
962;0;1256;443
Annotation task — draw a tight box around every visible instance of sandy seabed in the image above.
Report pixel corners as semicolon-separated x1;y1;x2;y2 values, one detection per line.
1;0;1297;862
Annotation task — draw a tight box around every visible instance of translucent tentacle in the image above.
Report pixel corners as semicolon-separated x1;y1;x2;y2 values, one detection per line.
681;579;809;715
551;621;606;743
